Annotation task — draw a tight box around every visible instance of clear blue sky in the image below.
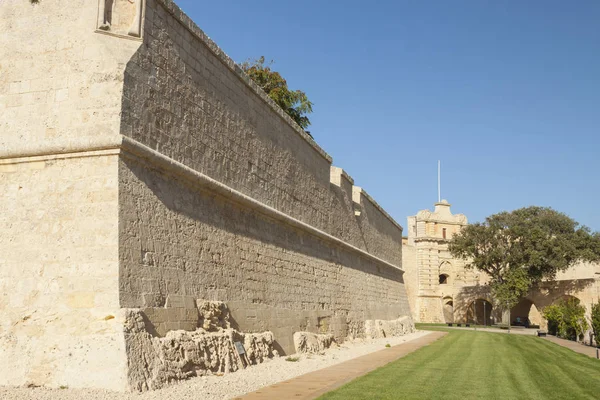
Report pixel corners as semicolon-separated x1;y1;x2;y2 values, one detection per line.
176;0;600;231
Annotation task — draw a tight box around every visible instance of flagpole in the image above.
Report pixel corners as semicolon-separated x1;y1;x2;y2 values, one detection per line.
438;160;441;202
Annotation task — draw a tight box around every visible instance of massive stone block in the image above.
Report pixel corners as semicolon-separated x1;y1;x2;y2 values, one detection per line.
0;0;412;391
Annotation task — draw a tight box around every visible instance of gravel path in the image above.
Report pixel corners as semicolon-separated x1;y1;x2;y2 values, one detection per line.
0;331;430;400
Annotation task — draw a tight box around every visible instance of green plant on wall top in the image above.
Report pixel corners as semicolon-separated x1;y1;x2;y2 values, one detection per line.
240;56;313;133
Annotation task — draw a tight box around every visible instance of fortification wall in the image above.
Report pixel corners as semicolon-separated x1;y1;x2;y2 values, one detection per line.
0;0;410;391
119;0;400;263
118;152;409;353
0;0;141;158
0;154;126;390
0;0;138;390
401;241;418;319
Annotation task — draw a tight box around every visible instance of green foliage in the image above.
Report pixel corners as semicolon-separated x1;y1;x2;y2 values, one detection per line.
488;268;530;310
542;297;589;341
240;56;313;131
385;343;391;348
285;356;300;362
591;301;600;347
449;206;600;310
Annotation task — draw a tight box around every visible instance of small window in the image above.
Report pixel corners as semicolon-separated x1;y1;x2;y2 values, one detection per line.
442;228;447;239
439;274;448;284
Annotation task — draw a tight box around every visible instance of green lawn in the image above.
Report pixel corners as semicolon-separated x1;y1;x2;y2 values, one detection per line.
319;328;600;400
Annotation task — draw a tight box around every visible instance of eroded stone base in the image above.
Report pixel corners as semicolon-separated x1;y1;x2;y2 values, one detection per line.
364;316;415;339
293;332;336;354
123;303;277;391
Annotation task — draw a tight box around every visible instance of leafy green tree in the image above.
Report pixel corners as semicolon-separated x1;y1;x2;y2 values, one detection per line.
449;206;600;311
543;298;588;341
240;57;313;131
591;301;600;347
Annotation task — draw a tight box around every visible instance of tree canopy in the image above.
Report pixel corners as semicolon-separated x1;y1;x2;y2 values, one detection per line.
449;206;600;309
240;57;313;132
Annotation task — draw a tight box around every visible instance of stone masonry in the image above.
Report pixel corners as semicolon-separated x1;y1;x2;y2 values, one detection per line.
0;0;412;391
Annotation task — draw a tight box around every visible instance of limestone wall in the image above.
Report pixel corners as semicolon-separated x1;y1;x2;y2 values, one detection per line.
0;0;138;390
353;187;403;266
0;0;141;159
401;242;418;319
118;151;409;353
118;0;401;263
0;154;126;390
0;0;411;391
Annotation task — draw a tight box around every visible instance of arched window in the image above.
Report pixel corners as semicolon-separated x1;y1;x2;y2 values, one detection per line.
439;274;449;284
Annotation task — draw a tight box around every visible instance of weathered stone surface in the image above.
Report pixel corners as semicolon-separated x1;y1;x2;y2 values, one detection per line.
293;332;335;354
118;155;409;355
364;316;415;339
0;0;412;391
197;301;231;332
124;309;276;391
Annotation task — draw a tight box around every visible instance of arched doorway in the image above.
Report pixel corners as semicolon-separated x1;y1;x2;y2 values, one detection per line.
443;297;454;323
467;299;493;326
510;298;542;328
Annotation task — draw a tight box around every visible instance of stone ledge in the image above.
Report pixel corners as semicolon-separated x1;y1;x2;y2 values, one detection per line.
0;135;404;274
0;136;124;161
119;136;404;274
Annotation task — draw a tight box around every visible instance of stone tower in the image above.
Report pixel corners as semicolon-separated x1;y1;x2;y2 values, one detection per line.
403;200;478;323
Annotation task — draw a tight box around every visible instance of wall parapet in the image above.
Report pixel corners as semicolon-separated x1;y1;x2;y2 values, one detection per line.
152;0;331;163
353;186;403;232
330;166;355;187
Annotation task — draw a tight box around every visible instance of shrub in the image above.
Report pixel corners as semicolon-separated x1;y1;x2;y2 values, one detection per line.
285;356;300;362
591;301;600;347
543;298;588;341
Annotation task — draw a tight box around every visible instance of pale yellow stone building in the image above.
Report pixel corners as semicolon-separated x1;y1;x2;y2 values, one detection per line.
403;200;493;325
403;200;600;342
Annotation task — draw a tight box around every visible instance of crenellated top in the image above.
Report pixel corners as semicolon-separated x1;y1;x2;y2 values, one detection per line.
406;200;467;245
415;200;467;225
353;187;403;232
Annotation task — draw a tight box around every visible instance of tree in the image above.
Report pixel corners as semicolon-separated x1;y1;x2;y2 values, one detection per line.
449;206;600;310
240;57;313;132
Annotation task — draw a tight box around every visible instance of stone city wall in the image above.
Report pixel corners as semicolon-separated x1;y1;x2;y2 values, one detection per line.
0;154;127;390
0;0;412;391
